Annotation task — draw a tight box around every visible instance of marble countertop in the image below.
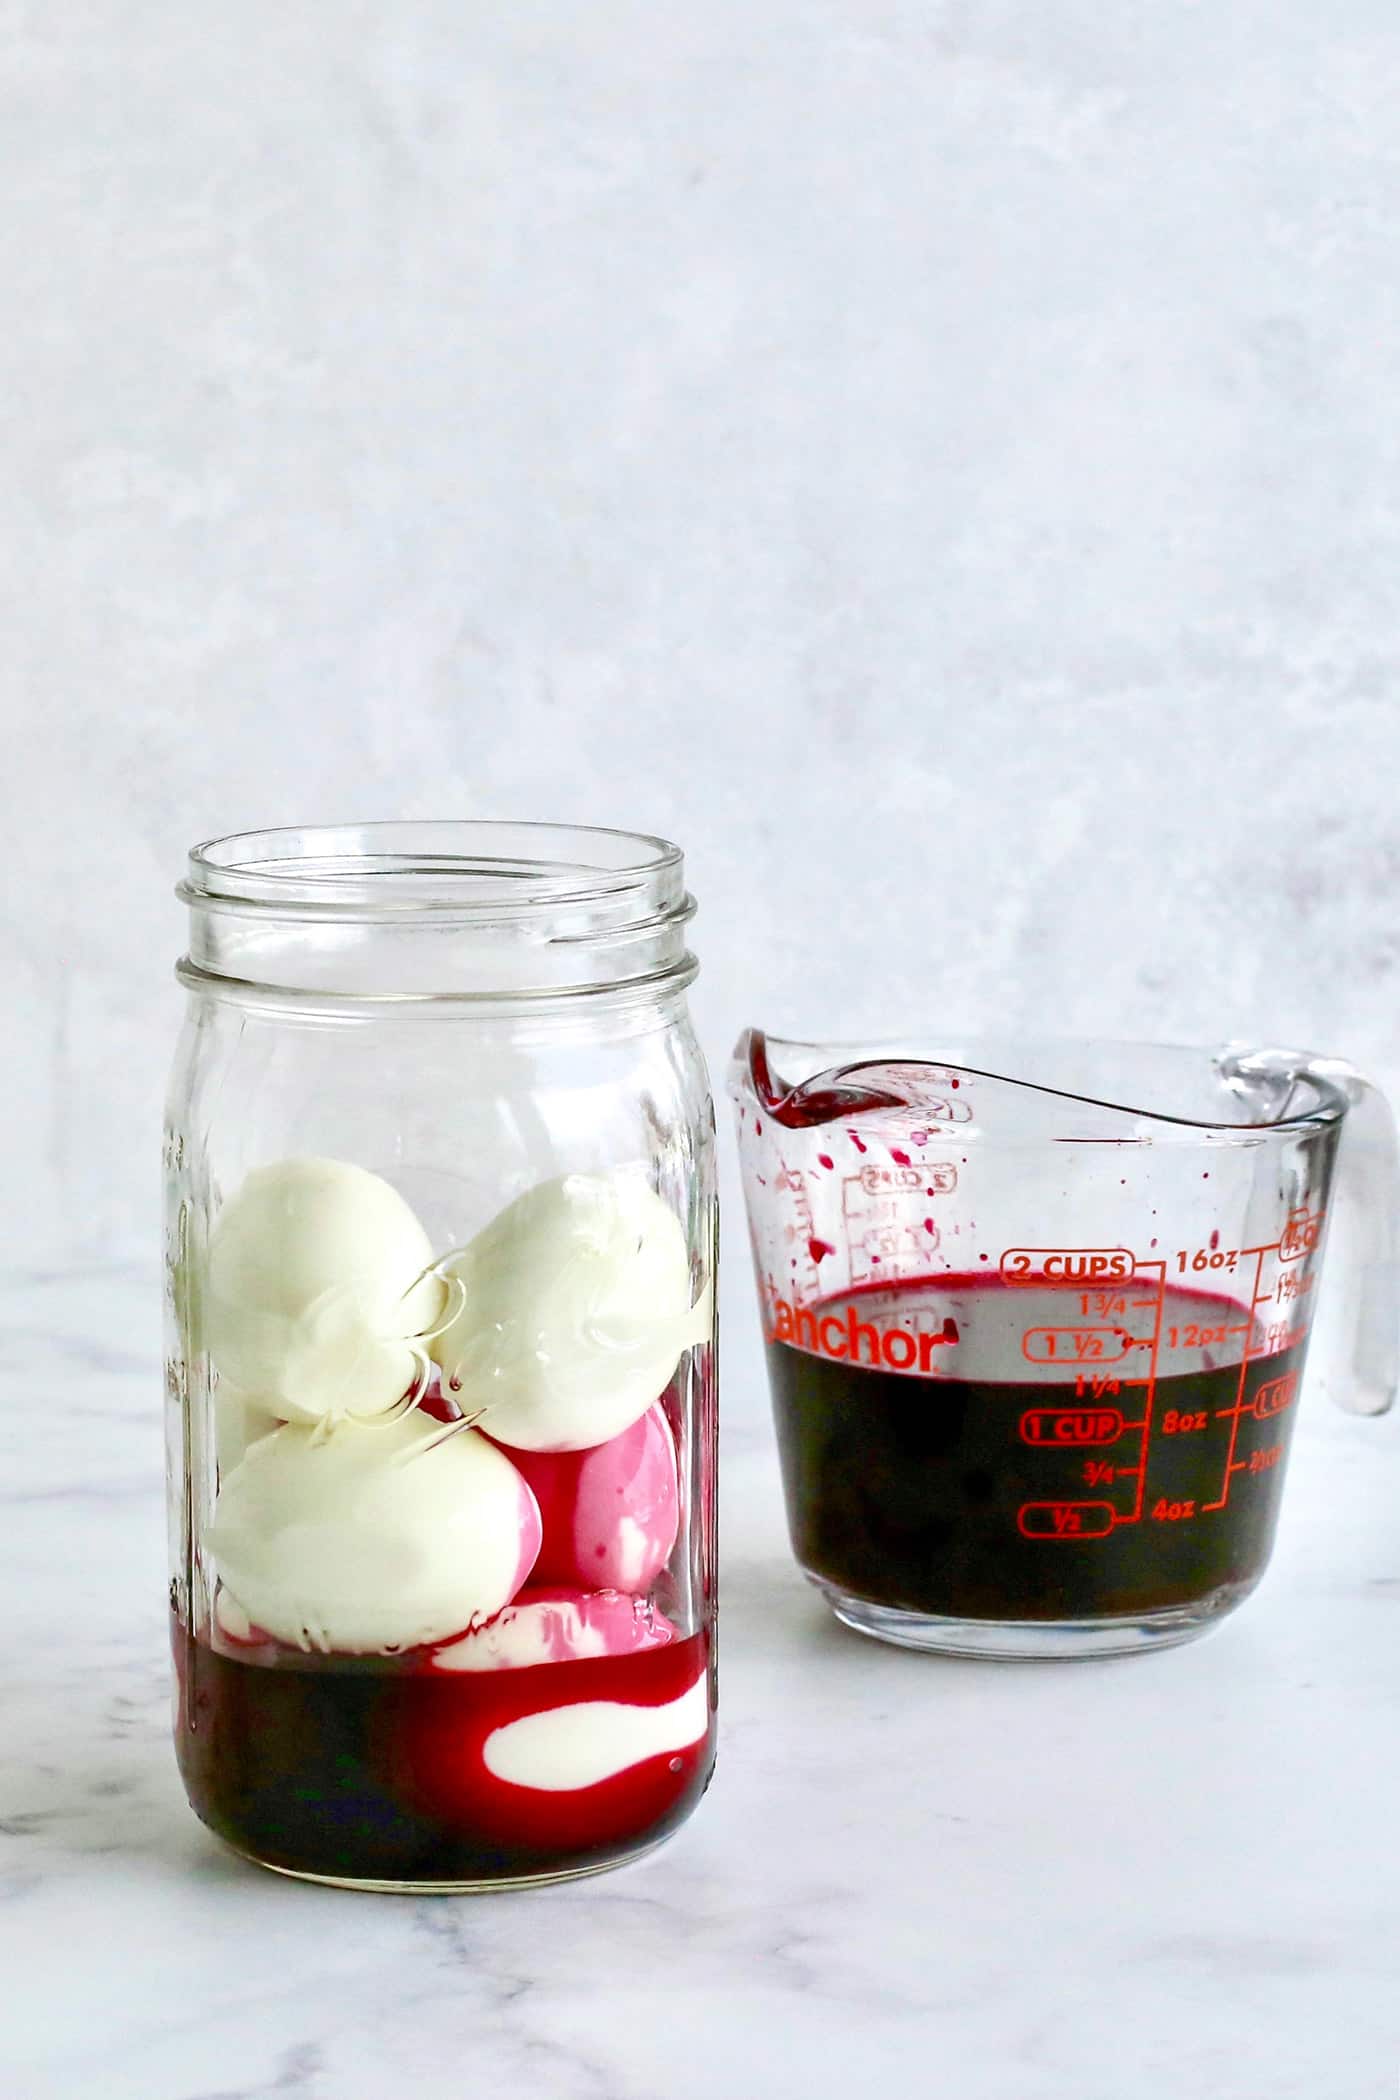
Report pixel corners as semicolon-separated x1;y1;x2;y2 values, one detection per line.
4;1269;1398;2100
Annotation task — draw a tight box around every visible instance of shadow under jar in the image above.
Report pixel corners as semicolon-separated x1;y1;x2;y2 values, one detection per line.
166;823;717;1891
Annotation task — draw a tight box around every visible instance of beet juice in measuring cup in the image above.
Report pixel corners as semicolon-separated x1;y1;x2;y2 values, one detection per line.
732;1033;1398;1657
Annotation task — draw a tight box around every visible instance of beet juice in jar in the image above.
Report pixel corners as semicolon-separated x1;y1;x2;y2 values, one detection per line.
167;824;717;1890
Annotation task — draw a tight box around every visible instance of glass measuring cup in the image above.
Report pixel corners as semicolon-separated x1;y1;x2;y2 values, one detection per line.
731;1033;1398;1658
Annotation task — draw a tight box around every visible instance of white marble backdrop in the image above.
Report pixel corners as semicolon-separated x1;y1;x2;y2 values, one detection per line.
7;13;1400;2097
8;0;1400;1381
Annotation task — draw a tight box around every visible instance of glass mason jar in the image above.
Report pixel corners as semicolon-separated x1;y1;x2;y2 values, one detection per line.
164;823;717;1891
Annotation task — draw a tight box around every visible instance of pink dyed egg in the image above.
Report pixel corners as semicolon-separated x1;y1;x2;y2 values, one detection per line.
211;1585;280;1658
401;1626;711;1852
428;1586;676;1672
498;1404;680;1592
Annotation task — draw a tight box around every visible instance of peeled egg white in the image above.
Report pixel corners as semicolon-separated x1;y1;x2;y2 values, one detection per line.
429;1587;676;1672
205;1158;445;1423
212;1380;280;1476
208;1411;542;1652
430;1172;708;1453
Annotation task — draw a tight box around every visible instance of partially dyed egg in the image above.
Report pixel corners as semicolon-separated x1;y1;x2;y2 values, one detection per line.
501;1404;680;1592
481;1674;709;1798
209;1413;540;1652
211;1585;279;1658
430;1173;707;1451
397;1630;712;1852
428;1586;676;1672
206;1157;445;1424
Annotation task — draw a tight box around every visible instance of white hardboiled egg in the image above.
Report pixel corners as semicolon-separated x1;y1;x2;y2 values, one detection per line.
212;1380;280;1476
205;1158;445;1424
208;1411;542;1652
430;1172;708;1453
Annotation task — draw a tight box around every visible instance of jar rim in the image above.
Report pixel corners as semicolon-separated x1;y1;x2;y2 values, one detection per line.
181;820;684;921
177;821;697;1003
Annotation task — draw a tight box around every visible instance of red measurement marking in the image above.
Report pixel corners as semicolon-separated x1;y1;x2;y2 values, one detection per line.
1073;1372;1123;1398
1252;1371;1297;1421
808;1237;835;1264
1020;1407;1125;1447
1017;1500;1117;1541
1001;1246;1136;1284
1279;1207;1325;1263
1165;1321;1248;1349
1079;1291;1128;1318
1125;1254;1165;1525
1022;1326;1134;1365
1204;1247;1265;1512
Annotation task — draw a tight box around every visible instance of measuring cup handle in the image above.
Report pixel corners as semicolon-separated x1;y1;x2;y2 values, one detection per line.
1311;1060;1400;1417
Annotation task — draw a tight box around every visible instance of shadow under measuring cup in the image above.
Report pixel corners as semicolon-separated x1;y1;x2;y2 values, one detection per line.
730;1033;1399;1659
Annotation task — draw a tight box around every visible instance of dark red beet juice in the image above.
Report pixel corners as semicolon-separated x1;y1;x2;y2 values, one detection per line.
763;1277;1308;1626
173;1619;713;1885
